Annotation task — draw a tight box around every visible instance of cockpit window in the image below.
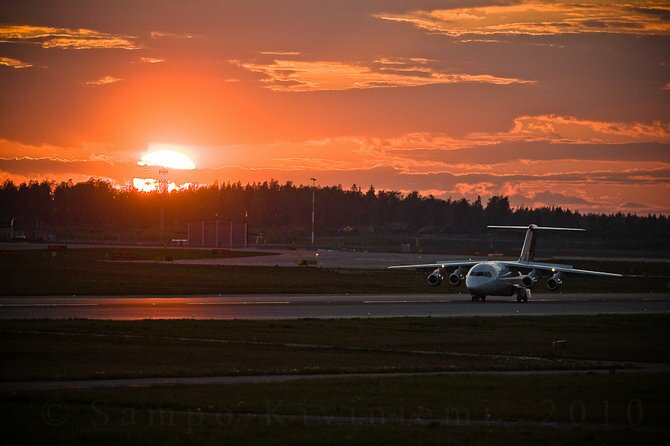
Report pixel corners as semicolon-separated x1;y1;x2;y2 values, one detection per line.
473;271;492;277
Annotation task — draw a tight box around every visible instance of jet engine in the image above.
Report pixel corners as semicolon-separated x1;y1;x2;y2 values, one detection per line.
547;272;563;290
427;268;444;286
448;266;468;286
521;270;539;288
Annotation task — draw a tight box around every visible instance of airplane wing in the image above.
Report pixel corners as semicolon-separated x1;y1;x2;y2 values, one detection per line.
388;260;481;270
499;261;622;278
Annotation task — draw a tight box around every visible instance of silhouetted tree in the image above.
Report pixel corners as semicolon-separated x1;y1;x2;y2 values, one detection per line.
1;179;668;246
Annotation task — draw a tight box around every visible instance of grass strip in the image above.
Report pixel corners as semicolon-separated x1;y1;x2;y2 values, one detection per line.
1;248;668;295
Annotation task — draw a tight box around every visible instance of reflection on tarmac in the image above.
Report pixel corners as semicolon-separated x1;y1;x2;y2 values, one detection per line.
1;293;669;320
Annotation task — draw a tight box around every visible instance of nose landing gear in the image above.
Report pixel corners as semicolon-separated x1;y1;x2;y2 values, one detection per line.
516;288;531;303
471;295;486;302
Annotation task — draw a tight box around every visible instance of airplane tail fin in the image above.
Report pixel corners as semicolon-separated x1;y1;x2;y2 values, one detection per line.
487;225;585;263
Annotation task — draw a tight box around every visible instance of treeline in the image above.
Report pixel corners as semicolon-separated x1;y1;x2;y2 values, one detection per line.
0;179;668;242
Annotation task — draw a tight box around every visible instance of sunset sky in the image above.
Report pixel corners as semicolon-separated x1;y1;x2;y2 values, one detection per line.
1;0;668;213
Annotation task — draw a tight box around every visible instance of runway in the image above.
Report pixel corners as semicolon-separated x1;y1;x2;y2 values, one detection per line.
1;293;668;320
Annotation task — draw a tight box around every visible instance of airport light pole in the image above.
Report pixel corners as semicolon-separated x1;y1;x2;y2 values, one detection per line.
159;167;168;247
310;177;317;246
215;213;220;248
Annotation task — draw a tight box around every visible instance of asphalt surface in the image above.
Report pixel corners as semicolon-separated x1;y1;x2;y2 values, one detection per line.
2;366;666;392
1;293;668;320
173;249;465;269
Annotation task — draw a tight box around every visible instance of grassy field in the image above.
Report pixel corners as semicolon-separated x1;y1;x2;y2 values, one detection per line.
3;407;667;446
1;315;668;381
1;246;273;261
0;247;433;295
7;373;668;425
2;374;668;445
1;247;669;295
2;331;562;381
2;316;668;444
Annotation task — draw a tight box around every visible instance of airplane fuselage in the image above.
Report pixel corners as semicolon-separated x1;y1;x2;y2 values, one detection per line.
465;262;516;296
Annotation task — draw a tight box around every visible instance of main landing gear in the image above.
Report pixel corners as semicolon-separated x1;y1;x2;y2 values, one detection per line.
516;288;531;303
471;295;486;302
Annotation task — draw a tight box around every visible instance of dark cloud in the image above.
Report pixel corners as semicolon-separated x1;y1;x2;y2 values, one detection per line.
389;142;670;164
3;157;668;189
620;202;650;209
524;191;595;206
625;7;670;21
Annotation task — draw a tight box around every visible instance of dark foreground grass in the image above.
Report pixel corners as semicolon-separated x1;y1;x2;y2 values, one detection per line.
8;373;668;426
3;407;666;446
1;247;668;295
1;315;668;381
1;374;668;445
0;331;559;381
2;316;668;444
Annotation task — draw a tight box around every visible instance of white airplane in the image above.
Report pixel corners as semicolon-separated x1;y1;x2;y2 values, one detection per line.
389;224;621;302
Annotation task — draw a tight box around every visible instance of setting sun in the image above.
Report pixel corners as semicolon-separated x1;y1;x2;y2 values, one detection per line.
138;149;196;170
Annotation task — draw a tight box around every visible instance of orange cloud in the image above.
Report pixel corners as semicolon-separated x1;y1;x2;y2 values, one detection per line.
383;115;669;152
0;140;72;159
149;31;194;40
506;115;670;144
259;51;301;56
139;57;165;64
352;116;669;168
0;139;136;167
0;56;32;69
233;58;535;92
3;113;664;177
171;115;670;176
378;1;670;37
0;24;139;49
453;182;496;197
86;75;123;86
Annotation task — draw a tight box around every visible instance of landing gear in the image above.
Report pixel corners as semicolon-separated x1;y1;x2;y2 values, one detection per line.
471;295;486;302
516;288;531;303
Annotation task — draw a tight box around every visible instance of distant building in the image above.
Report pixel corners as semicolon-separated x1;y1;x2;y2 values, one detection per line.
0;219;14;241
187;220;248;248
0;226;11;241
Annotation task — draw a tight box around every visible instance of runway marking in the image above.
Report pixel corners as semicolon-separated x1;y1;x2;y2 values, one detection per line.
364;300;450;304
186;301;290;305
3;366;669;393
229;412;667;433
1;294;668;319
0;303;98;307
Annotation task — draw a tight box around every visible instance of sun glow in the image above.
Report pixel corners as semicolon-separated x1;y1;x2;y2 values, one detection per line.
132;177;193;192
134;145;196;192
138;147;196;170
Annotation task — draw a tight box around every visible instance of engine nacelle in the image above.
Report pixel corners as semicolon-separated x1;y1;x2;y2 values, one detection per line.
448;266;467;286
547;272;563;290
427;268;443;287
521;270;539;288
